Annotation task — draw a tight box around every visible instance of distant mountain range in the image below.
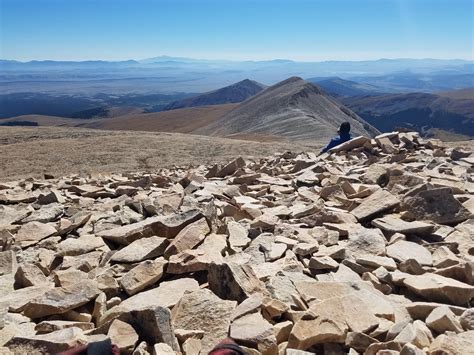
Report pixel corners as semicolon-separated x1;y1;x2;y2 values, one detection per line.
2;57;470;72
1;57;472;94
196;77;379;141
162;79;266;110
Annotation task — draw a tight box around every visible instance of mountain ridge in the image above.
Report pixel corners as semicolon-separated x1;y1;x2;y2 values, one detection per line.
196;76;380;141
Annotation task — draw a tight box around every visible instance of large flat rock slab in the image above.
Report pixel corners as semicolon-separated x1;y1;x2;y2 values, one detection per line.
96;210;203;245
23;281;101;319
404;187;472;224
110;236;169;263
101;278;199;325
386;240;433;266
351;189;400;221
372;215;434;234
402;273;474;306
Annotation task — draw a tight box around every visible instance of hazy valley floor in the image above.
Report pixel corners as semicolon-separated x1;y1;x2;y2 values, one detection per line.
0;126;314;181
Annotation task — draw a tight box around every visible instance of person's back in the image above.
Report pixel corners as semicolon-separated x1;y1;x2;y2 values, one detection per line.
321;122;352;153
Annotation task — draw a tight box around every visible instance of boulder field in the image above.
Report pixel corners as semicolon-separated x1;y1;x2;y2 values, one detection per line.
0;131;473;354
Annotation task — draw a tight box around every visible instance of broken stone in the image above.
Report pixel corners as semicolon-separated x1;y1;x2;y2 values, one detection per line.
346;227;386;257
0;206;30;226
53;269;89;289
0;251;17;279
309;255;339;270
287;316;346;350
230;311;277;353
37;189;65;205
460;308;474;330
107;319;139;354
394;320;433;349
293;242;319;256
425;306;464;334
119;306;179;351
153;343;175;355
250;213;279;231
101;278;199;325
429;330;474;355
23;281;101;319
15;222;57;247
228;294;261;323
5;327;87;353
345;331;378;352
372;215;434;234
111;236;169;263
351;189;400;221
35;320;94;333
386;241;432;266
404;187;472;224
172;289;236;354
167;249;218;274
97;210;203;245
208;262;265;303
274;320;293;344
216;157;245;178
432;246;461;268
164;217;210;258
356;255;397;271
264;242;288;262
22;203;64;224
405;302;467;320
402;273;474;306
14;263;49;287
56;235;106;257
182;338;202;355
365;341;402;355
262;297;289;320
227;221;251;251
119;258;166;296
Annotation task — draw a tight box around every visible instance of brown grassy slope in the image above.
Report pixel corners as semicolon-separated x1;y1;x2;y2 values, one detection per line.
79;104;238;133
0;115;88;127
1;104;237;134
0;126;312;181
426;128;472;142
437;88;474;100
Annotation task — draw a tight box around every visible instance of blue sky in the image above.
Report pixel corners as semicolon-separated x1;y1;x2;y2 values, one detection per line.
1;0;472;61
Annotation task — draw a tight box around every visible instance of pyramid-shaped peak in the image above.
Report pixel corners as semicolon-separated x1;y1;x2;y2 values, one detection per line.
231;79;266;89
237;79;255;84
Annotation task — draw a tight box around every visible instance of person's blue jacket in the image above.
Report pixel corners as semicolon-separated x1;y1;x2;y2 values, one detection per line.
321;133;352;153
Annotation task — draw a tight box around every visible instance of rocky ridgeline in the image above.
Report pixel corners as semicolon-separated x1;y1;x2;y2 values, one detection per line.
0;132;473;355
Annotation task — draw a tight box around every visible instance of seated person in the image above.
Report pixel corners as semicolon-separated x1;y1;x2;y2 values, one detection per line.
320;121;352;154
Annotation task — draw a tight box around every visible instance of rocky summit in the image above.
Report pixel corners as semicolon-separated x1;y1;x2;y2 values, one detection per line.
0;131;473;355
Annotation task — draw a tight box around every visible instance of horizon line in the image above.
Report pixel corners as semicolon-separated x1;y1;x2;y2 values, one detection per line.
1;56;473;64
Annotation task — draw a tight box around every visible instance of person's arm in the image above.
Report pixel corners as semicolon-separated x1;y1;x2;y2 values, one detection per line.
321;137;339;154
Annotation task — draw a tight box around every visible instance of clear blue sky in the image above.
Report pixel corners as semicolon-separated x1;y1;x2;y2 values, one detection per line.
1;0;472;61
